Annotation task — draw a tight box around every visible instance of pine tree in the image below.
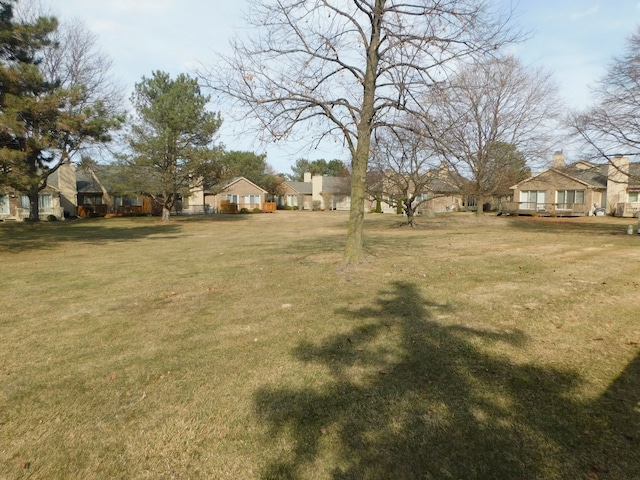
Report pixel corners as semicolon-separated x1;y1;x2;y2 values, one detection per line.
0;2;121;220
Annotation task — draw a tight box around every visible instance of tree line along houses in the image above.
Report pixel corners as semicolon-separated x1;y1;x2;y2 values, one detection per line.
0;163;463;221
0;163;275;221
2;153;640;221
0;164;351;220
279;154;640;218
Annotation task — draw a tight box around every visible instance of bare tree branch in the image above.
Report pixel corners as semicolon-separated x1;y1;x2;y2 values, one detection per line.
425;55;562;214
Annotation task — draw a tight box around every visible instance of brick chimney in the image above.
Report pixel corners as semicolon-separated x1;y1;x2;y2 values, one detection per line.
303;171;311;183
552;151;565;169
606;155;630;215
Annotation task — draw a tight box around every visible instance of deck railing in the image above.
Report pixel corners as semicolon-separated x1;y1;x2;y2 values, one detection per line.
615;202;640;217
502;202;588;215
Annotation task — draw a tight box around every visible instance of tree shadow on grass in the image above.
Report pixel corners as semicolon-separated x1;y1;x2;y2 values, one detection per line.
504;216;632;236
0;220;184;253
254;281;640;479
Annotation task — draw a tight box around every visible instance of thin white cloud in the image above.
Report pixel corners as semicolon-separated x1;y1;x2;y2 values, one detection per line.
106;0;177;15
570;6;600;21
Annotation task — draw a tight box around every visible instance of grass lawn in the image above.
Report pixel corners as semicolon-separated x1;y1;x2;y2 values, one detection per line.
1;211;639;479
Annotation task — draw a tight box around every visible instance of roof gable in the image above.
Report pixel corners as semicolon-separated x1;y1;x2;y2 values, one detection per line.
222;176;268;194
512;165;607;189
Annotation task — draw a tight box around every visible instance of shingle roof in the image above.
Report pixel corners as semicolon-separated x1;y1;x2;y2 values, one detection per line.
516;160;640;190
556;164;608;188
75;168;105;193
320;176;350;194
285;181;312;195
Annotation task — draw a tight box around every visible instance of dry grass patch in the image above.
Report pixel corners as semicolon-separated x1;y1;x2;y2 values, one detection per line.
1;212;639;479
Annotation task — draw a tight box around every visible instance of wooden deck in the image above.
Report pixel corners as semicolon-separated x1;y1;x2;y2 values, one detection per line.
501;202;589;217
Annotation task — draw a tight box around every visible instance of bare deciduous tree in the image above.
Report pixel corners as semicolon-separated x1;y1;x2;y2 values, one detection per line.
426;55;561;214
201;0;519;263
571;26;640;169
15;0;125;162
40;18;125;160
41;19;122;106
370;125;445;227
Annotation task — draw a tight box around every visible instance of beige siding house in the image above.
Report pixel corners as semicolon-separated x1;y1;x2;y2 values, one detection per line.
0;163;76;221
366;167;464;214
279;173;350;211
313;175;351;211
508;153;640;217
280;171;461;214
196;177;268;213
279;172;313;210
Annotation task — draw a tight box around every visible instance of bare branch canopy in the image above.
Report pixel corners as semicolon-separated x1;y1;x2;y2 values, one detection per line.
200;0;522;262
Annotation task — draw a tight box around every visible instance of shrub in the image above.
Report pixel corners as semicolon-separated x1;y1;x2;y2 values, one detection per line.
240;207;250;214
47;215;58;222
253;208;262;213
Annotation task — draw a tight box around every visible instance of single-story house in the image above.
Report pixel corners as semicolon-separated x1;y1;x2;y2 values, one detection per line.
278;174;313;210
507;152;640;217
415;176;463;214
277;168;465;215
313;175;351;211
278;172;351;211
188;176;269;214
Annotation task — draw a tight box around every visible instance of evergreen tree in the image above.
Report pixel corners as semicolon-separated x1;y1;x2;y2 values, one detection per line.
125;71;222;221
288;158;348;181
0;2;121;220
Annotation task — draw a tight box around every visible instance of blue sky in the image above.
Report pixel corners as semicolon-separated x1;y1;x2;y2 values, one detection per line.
51;0;640;172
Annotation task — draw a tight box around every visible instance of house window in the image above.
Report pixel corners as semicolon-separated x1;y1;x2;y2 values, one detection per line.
629;192;639;202
18;194;52;210
221;194;238;203
414;193;428;203
556;190;585;209
286;195;298;207
114;196;139;207
39;194;52;210
520;190;546;210
81;195;103;206
463;195;477;207
0;195;9;215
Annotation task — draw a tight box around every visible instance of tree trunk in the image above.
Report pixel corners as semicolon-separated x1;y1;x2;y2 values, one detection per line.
476;194;485;216
162;206;171;222
343;0;383;264
405;200;416;228
345;142;369;263
29;190;40;221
